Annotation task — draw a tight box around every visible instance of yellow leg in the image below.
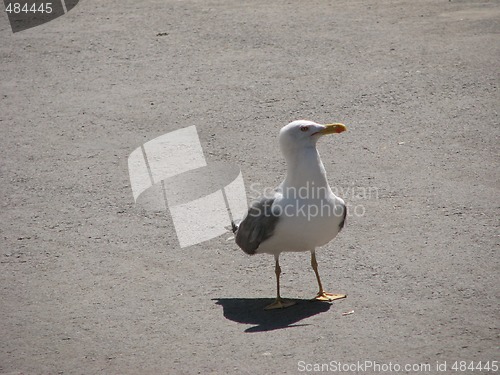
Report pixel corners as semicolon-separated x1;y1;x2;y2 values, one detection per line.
264;255;296;310
311;250;346;302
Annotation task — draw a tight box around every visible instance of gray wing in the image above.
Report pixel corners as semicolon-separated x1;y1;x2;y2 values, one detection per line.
235;197;280;255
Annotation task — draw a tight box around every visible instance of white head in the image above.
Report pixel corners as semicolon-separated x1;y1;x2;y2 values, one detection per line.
279;120;347;155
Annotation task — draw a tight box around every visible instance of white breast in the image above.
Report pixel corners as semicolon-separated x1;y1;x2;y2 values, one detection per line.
256;195;345;254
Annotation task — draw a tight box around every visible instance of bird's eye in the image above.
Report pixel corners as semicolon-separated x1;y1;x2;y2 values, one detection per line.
300;126;309;132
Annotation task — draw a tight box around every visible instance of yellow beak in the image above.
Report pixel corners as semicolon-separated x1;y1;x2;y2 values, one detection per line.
319;123;347;135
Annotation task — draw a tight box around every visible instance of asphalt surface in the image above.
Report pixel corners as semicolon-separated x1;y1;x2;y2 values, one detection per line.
1;1;499;374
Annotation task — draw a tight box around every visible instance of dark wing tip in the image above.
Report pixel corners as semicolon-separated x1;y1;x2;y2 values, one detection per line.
339;204;347;231
231;220;239;233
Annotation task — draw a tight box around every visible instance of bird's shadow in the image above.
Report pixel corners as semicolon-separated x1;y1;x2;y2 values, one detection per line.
213;297;332;333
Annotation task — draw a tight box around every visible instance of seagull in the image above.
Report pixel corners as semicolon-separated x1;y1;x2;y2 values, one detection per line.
232;120;348;310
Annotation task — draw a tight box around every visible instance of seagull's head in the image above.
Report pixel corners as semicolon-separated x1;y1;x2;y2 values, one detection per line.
279;120;347;153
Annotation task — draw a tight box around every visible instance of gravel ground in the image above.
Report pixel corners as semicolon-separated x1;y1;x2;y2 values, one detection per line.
1;1;499;374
